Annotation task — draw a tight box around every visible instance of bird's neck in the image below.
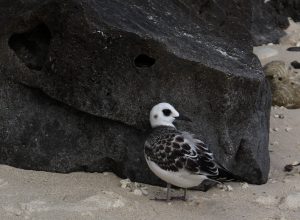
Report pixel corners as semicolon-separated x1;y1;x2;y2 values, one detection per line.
152;125;177;132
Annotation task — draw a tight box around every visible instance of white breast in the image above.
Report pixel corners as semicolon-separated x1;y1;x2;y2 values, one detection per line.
146;158;207;188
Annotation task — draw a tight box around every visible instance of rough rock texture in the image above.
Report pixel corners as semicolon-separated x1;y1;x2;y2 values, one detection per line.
251;0;289;46
181;0;289;47
0;0;271;184
269;0;300;22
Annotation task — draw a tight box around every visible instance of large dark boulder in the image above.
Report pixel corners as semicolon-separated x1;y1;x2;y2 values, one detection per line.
269;0;300;22
251;0;289;46
0;0;271;184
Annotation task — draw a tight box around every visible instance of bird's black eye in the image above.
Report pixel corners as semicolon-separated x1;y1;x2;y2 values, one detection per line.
162;109;172;116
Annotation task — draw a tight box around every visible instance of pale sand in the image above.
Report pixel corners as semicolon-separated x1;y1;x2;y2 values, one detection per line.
1;21;300;220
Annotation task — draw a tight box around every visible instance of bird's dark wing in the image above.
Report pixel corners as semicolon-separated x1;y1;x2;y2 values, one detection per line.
144;130;219;176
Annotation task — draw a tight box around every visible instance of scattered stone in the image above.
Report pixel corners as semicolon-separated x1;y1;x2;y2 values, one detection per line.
226;185;233;192
291;61;300;69
133;189;143;196
255;195;278;206
282;192;300;210
253;47;279;60
285;127;292;132
273;128;279;132
271;141;279;146
134;182;142;188
140;187;149;196
273;114;284;119
120;178;148;196
241;182;249;189
120;179;132;189
287;47;300;51
218;184;233;192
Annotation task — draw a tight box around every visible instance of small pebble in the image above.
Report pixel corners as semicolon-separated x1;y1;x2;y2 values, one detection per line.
133;189;143;196
140;188;149;196
120;178;131;189
285;127;292;132
273;128;279;132
271;141;279;146
134;182;142;188
241;182;249;189
218;184;233;191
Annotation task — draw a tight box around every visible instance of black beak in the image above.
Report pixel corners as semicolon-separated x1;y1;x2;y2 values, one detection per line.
176;114;192;122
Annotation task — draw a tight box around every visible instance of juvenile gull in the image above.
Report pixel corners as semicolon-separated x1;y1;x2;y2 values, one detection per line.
144;103;236;201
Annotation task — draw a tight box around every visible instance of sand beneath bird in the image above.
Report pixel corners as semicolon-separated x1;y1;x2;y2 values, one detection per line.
1;19;300;220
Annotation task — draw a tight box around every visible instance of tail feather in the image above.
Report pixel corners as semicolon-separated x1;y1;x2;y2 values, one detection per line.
210;162;241;182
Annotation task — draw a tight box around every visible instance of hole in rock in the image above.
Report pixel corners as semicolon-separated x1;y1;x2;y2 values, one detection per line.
134;54;156;67
8;23;52;70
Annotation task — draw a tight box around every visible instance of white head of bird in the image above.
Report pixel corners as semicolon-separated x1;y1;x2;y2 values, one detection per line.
149;103;192;128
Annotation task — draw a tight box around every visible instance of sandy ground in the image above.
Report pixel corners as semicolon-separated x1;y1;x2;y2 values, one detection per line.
1;20;300;220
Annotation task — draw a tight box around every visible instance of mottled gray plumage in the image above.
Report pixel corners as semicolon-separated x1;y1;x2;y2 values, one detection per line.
145;126;219;177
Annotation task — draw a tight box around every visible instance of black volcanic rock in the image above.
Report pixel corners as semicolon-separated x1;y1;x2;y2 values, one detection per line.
291;61;300;69
251;0;289;46
287;47;300;51
269;0;300;22
0;0;271;185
